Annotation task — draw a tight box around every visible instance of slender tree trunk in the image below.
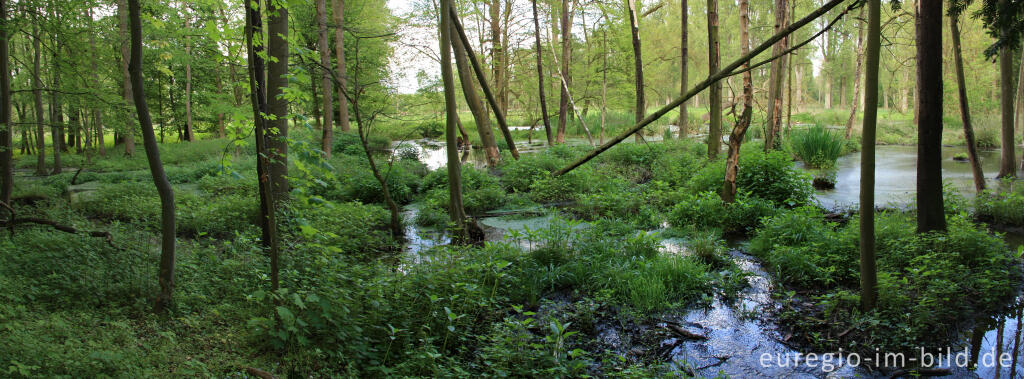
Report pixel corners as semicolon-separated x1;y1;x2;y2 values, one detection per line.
440;0;467;242
0;0;10;206
128;0;176;313
706;0;721;159
184;8;194;142
677;0;688;137
916;0;946;233
555;0;570;143
845;7;865;139
449;11;519;158
531;0;553;146
489;0;506;120
332;0;351;132
628;0;645;142
49;44;62;174
89;8;105;157
998;0;1017;178
31;17;45;176
1016;47;1024;172
764;0;788;151
950;14;986;193
316;0;334;158
119;0;135;156
451;21;500;166
267;0;289;196
244;0;280;294
722;0;753;203
860;0;881;311
601;19;608;144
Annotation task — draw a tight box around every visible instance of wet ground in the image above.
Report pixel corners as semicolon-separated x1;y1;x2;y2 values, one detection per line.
398;139;1024;378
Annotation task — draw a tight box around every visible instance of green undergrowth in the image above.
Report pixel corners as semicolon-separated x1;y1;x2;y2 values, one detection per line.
748;206;1022;358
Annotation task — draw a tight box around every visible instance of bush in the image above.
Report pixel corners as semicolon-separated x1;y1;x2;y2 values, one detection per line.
668;191;778;236
333;131;391;156
975;184;1024;226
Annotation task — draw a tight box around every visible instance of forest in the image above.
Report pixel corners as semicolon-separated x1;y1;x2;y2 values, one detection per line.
2;0;1024;377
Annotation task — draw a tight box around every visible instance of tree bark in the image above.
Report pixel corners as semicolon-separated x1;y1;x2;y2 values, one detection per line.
915;0;945;233
267;0;289;197
451;21;500;167
31;16;45;176
118;0;135;156
677;0;688;137
845;7;865;139
628;0;646;142
244;0;281;294
184;7;194;142
440;0;468;242
950;13;985;193
722;0;753;203
556;0;570;143
706;0;721;159
128;0;177;313
332;0;351;132
0;0;10;206
317;0;334;157
764;0;788;151
531;0;553;146
998;0;1017;178
859;0;881;312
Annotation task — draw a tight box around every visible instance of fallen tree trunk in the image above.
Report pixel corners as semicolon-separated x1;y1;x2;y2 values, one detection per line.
553;0;851;177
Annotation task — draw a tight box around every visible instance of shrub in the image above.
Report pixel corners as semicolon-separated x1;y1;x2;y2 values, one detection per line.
668;191;778;236
975;185;1024;226
790;124;844;169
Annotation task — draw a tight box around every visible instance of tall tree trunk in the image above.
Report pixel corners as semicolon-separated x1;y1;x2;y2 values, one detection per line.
951;13;986;193
332;0;351;132
317;0;334;158
440;0;467;242
722;0;753;203
267;0;289;197
451;21;500;167
845;7;865;139
764;0;788;151
915;0;946;233
244;0;281;294
31;17;45;176
489;0;506;118
184;7;194;142
677;0;688;137
601;18;608;144
49;45;62;174
706;0;721;159
998;0;1017;178
128;0;177;313
89;7;105;157
118;0;135;156
0;0;10;206
628;0;645;142
556;0;570;143
860;0;881;311
531;0;553;145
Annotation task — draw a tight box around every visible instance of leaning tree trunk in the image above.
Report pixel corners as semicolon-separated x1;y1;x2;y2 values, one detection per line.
531;0;553;146
677;0;688;137
128;0;177;313
267;0;289;197
333;0;351;132
998;0;1017;178
450;21;501;167
628;0;645;142
915;0;946;233
706;0;721;159
722;0;753;203
859;0;881;312
950;13;986;193
316;0;334;158
440;0;467;242
845;7;865;140
244;0;281;294
118;0;135;156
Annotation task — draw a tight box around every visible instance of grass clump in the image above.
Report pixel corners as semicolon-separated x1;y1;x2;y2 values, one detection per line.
789;124;844;169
